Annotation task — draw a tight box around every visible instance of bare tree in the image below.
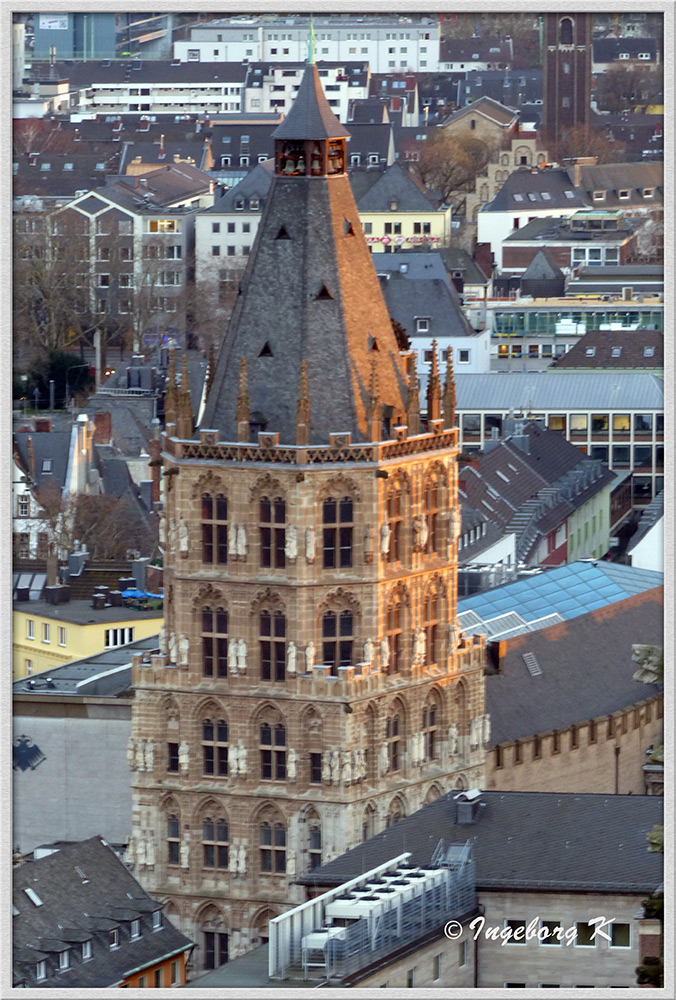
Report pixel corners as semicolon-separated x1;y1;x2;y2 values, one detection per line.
594;64;663;114
548;125;627;165
418;130;493;212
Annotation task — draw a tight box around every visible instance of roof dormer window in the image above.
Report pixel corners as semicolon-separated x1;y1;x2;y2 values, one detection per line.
593;190;605;201
618;189;630;199
643;188;654;198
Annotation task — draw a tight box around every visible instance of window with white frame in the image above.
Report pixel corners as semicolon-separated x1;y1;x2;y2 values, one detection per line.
26;619;35;639
58;627;66;646
131;918;141;940
82;939;92;960
109;928;119;949
42;623;50;643
36;960;47;981
618;189;630;199
458;349;470;363
105;627;135;647
18;495;29;517
416;317;430;333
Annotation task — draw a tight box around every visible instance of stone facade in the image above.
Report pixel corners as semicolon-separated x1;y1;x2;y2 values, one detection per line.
486;693;663;795
130;434;486;964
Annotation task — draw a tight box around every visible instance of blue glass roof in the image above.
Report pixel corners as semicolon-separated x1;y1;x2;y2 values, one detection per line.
458;561;663;623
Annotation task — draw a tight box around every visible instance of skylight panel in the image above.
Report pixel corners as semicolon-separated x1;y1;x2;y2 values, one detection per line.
564;190;575;199
513;193;524;202
496;470;510;482
24;887;44;907
522;652;542;676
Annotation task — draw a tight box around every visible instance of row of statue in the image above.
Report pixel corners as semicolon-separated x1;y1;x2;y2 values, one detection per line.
125;830;156;868
321;748;367;785
158;509;463;564
127;737;155;772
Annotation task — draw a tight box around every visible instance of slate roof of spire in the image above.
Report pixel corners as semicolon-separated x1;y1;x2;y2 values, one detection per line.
273;62;351;141
202;66;408;445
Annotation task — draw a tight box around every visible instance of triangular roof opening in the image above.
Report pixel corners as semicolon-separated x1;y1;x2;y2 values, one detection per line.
259;342;274;357
275;226;291;240
316;283;334;300
344;219;355;236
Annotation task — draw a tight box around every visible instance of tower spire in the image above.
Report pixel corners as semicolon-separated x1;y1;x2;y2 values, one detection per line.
176;355;194;439
236;358;250;443
406;353;420;436
426;339;442;423
296;360;311;445
443;346;457;429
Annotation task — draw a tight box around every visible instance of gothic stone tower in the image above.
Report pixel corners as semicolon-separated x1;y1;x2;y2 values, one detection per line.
129;63;486;971
542;12;593;148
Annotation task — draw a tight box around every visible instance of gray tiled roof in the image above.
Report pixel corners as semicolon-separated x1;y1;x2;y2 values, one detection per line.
486;588;663;744
521;248;564;281
272;63;350;141
593;37;658;61
13;431;72;491
627;491;664;553
552;330;664;370
380;271;477;341
481;167;585;213
440;96;518;129
297;791;663;893
455;372;664;411
355;161;439;212
13;835;192;988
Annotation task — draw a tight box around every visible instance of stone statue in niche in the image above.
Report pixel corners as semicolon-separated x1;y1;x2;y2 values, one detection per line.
144;739;155;772
126;737;136;770
158;516;166;546
228;522;237;555
125;836;136;866
378;742;389;776
482;714;491;746
305;641;315;673
169;517;177;553
322;750;331;783
285;525;297;561
413;628;426;664
236;845;247;874
380;521;391;555
229;743;239;776
380;637;390;671
330;749;340;783
413;514;429;550
469;717;481;750
363;638;375;666
228;640;238;675
287;749;298;781
229;846;238;873
305;526;315;563
447;724;459;757
158;625;167;656
178;635;189;667
237;638;247;674
135;739;146;771
136;836;146;867
364;525;374;562
178;740;189;772
145;834;155;867
168;632;177;665
236;524;247;559
450;507;461;541
237;742;248;776
179;518;189;555
342;752;352;785
286;851;296;877
180;841;190;869
287;641;297;675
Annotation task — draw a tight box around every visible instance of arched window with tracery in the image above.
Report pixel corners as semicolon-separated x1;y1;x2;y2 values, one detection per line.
260;608;286;682
422;690;441;761
202;607;228;678
201;812;229;870
385;706;404;772
385;585;408;673
303;808;323;870
322;609;353;676
362;802;376;842
423;473;442;558
201;717;229;777
197;905;228;970
260;495;286;569
386;795;407;828
166;807;180;866
259;808;287;874
385;484;404;565
259;720;286;781
322;495;353;568
422;585;441;667
201;493;228;565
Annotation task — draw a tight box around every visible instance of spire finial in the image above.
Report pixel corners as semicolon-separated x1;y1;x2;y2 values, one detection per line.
443;346;457;429
164;348;178;430
406;353;420;436
366;357;381;442
236;358;250;443
307;13;316;64
296;360;311;445
426;339;442;423
176;355;194;439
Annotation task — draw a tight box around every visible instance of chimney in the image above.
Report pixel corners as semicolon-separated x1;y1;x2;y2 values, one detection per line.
93;411;112;444
149;438;161;503
454;789;483;825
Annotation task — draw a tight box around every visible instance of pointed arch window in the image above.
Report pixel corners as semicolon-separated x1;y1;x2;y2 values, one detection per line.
386;797;406;828
260;609;286;682
202;718;229;777
260;496;286;568
423;474;442;556
167;812;180;865
202;607;228;678
423;589;440;667
308;819;322;870
322;496;353;568
385;711;401;772
559;17;573;45
422;700;439;761
260;722;286;780
362;803;376;842
322;610;353;676
386;487;403;564
385;592;404;673
202;816;229;869
202;493;228;564
260;821;287;873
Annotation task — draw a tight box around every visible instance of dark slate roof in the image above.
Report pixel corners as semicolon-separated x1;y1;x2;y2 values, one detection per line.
521;248;564;281
572;161;664;209
437;247;489;285
552;330;664;369
13;431;72;491
13;836;192;988
380;271;477;341
119;139;212;173
459;69;542;108
12;594;161;626
627;491;664;553
297;791;663;893
13;153;122;200
481;166;585;213
373;251;452;287
486;588;663;744
593;37;658;62
107;162;213;204
566;263;664;295
345;122;395;164
31;59;248;87
355;160;441;212
347;97;390;124
503;214;639;245
440;37;513;64
204;159;274;213
273;62;350;141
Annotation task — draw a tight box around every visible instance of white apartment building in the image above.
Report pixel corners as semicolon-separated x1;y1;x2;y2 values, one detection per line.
243;62;369;121
174;15;441;74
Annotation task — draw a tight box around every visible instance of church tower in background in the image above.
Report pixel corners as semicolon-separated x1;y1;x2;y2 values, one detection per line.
128;57;487;972
542;11;593;148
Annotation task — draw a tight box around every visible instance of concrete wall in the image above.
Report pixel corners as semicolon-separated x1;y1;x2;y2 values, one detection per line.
13;699;132;854
356;928;474;988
